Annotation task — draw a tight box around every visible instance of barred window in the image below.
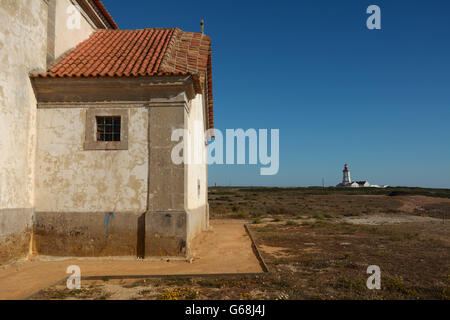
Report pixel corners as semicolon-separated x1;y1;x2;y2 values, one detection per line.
96;116;121;142
85;108;128;151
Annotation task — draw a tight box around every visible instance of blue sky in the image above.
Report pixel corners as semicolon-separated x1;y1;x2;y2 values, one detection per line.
104;0;450;188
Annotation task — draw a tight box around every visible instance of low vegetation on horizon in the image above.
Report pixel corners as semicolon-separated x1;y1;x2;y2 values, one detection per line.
209;186;450;220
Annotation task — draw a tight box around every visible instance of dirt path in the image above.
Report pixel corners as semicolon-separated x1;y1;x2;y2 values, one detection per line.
0;220;262;300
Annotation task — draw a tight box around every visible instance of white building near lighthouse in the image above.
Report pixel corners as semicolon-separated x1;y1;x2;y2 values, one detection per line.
336;164;386;188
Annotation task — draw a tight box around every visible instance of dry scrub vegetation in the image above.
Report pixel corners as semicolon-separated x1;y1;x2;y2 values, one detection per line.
32;187;450;300
33;218;450;300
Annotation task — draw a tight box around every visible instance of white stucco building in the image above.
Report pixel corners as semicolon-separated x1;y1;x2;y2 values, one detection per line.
0;0;213;264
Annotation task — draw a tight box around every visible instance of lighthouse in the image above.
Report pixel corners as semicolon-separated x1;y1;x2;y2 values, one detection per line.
336;164;387;188
342;164;351;185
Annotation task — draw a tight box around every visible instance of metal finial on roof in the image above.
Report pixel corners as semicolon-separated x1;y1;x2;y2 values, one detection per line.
201;19;204;34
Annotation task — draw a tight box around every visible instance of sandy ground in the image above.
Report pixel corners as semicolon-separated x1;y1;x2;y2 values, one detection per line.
341;195;448;225
0;220;262;300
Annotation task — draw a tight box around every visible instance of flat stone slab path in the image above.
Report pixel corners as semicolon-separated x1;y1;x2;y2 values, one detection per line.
0;220;262;300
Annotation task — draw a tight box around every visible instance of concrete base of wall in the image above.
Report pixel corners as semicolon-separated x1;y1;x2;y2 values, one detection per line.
1;209;209;263
0;231;32;265
33;212;140;257
0;209;33;265
145;211;188;257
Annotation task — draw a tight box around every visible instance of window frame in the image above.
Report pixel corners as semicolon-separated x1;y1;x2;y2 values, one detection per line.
84;108;129;150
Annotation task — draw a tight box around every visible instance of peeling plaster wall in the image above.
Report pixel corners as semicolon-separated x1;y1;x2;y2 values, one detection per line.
35;107;148;212
54;0;95;58
186;94;208;242
145;105;187;257
0;0;48;264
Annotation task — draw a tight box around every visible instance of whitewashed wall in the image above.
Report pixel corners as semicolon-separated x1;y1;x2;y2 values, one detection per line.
186;94;208;240
35;107;149;212
0;0;47;210
54;0;95;57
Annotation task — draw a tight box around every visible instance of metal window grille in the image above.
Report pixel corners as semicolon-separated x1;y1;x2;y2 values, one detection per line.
96;116;121;142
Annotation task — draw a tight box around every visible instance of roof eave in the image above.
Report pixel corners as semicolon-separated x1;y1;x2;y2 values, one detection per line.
92;0;119;29
30;74;200;105
74;0;118;30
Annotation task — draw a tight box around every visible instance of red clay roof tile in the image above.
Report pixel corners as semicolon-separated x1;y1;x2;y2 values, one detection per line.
33;27;213;128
